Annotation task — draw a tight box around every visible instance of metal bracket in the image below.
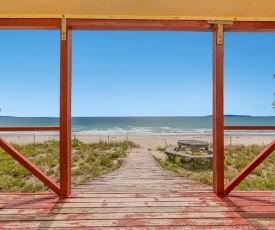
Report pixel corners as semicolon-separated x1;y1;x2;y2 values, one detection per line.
208;20;233;45
217;23;223;45
61;16;66;41
208;20;233;25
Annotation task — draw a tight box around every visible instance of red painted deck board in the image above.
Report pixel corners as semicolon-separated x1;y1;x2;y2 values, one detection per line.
0;149;274;229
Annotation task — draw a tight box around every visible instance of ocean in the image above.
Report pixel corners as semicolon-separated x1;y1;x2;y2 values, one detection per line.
0;116;275;136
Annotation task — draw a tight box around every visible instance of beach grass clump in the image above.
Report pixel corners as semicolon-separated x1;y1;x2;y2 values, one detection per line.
156;146;167;152
0;139;138;192
155;144;275;190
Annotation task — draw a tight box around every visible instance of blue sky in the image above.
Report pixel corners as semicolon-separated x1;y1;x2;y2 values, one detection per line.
0;30;274;117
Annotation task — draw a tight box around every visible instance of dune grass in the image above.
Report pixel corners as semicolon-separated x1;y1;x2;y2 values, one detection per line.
155;144;275;191
0;138;139;192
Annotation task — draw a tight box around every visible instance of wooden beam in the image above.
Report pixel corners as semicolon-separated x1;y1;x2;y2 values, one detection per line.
1;19;275;32
1;19;275;33
225;139;275;194
212;25;225;196
60;19;72;197
68;19;214;32
224;126;275;130
0;137;60;194
224;21;275;32
0;127;59;131
0;19;60;29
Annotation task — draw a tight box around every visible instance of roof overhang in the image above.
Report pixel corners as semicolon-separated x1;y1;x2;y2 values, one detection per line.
1;0;275;21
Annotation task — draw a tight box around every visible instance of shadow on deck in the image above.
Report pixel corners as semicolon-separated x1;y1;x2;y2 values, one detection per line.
0;148;275;229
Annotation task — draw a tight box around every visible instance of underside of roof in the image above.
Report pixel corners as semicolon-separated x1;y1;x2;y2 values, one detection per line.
1;0;275;21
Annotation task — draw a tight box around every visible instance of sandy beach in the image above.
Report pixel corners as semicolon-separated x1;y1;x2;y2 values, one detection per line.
1;134;274;150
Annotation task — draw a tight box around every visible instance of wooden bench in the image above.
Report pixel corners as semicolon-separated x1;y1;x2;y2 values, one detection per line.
165;145;213;160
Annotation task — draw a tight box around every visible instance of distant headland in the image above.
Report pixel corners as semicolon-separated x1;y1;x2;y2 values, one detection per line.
205;115;252;117
224;115;252;117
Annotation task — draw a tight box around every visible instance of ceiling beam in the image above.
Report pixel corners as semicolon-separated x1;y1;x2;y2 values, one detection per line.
1;19;275;32
68;19;214;32
0;19;60;30
224;21;275;32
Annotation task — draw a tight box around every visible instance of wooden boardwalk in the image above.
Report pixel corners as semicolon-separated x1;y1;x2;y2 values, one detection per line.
0;148;275;229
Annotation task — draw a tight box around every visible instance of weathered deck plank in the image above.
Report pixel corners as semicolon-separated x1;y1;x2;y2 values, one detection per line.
0;148;274;229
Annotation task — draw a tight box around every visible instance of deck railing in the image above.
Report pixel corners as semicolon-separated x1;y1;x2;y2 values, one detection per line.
0;127;61;195
224;126;275;194
0;127;60;131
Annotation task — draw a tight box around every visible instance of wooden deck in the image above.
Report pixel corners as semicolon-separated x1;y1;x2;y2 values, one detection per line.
0;148;275;229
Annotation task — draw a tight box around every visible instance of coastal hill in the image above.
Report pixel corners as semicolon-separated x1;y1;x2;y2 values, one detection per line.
205;115;252;117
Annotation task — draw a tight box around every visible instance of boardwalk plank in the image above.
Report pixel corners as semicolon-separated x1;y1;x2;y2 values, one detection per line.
0;218;252;228
0;148;274;229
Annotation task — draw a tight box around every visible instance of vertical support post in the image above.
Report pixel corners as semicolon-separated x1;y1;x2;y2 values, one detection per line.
213;25;225;195
60;18;72;197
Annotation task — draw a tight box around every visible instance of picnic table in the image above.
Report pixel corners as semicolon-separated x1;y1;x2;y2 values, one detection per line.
165;140;213;159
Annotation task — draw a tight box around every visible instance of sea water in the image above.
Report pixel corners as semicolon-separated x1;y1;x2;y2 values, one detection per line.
0;116;275;136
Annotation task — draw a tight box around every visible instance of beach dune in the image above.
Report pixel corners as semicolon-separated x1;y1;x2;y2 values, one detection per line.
1;135;274;150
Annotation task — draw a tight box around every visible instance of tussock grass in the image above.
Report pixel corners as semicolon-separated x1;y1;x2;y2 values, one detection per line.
0;139;139;192
155;144;275;191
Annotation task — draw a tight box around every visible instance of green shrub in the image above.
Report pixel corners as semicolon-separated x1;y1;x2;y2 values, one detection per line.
0;138;133;192
100;156;113;167
71;138;84;148
252;167;263;177
156;144;275;191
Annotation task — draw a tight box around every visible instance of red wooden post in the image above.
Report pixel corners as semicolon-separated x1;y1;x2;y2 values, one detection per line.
60;19;72;197
0;138;60;194
213;25;225;195
225;139;275;194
